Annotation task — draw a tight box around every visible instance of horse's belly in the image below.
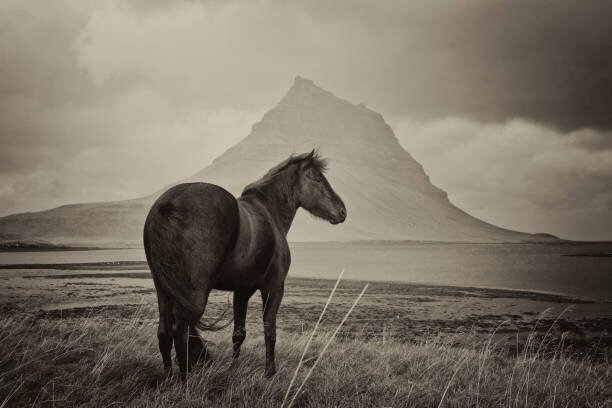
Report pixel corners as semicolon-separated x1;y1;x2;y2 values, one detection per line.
212;267;261;291
211;277;235;291
214;251;272;291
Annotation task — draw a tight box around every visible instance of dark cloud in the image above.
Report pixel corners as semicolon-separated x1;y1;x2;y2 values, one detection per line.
297;0;612;131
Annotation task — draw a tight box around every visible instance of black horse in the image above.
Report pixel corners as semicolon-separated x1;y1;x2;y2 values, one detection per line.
143;150;346;378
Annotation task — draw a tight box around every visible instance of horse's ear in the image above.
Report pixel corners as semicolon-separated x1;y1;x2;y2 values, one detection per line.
299;149;316;169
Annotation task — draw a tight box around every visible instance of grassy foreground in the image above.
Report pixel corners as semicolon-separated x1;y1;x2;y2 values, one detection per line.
0;309;610;408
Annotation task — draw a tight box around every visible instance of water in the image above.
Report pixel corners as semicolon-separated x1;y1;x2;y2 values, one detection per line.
291;242;612;301
1;242;611;301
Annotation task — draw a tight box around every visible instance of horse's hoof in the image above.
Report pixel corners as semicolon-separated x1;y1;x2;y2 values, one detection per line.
163;367;173;379
197;352;213;367
264;366;277;378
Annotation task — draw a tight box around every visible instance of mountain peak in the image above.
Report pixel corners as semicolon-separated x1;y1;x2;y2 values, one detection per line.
294;75;315;87
281;76;351;109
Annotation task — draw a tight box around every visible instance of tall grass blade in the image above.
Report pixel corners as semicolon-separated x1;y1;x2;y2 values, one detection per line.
281;269;344;408
286;283;369;408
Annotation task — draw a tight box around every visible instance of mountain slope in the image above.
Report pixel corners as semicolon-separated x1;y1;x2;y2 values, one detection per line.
0;77;556;244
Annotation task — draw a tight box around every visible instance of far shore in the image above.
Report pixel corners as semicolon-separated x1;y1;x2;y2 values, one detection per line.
3;238;612;253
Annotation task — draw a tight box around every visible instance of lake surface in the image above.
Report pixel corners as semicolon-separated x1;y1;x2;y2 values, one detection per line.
1;242;611;301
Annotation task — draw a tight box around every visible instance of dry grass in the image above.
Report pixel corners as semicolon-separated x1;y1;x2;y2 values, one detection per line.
0;307;610;408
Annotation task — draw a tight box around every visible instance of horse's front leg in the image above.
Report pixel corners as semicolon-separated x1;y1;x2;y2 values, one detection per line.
233;289;255;359
260;285;284;377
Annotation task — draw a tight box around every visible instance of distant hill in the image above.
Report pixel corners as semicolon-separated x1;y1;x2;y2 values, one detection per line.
0;239;99;252
0;77;558;245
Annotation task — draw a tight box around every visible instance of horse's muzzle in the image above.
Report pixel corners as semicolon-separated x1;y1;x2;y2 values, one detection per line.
329;207;346;224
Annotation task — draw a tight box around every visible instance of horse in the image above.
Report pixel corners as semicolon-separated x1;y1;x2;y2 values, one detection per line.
143;150;346;379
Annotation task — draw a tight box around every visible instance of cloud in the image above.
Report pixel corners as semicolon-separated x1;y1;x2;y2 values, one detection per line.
0;97;260;215
0;0;611;240
393;117;612;240
74;0;348;109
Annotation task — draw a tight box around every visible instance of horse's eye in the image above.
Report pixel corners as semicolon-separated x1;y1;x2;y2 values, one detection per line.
307;172;322;182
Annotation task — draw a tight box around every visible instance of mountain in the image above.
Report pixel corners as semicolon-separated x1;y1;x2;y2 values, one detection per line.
0;77;557;245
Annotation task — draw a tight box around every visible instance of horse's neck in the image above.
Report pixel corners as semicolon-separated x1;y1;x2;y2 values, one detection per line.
249;173;298;236
271;199;297;235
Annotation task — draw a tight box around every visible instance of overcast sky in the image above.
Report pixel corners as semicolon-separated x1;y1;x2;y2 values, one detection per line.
1;0;611;240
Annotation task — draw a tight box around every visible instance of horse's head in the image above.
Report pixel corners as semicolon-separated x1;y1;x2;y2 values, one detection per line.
296;150;346;225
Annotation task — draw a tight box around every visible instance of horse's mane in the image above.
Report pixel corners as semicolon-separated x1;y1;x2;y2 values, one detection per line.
241;150;328;197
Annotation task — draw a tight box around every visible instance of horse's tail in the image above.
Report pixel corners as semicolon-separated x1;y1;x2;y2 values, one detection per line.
194;294;233;332
144;221;202;322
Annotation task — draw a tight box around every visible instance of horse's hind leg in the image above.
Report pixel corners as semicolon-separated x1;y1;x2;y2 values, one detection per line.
172;290;210;379
172;305;189;379
156;288;174;376
188;324;210;365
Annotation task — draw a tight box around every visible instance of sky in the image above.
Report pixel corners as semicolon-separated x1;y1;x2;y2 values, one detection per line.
1;0;611;240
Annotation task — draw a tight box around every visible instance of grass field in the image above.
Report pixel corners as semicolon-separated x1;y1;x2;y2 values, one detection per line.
1;302;610;407
1;264;610;407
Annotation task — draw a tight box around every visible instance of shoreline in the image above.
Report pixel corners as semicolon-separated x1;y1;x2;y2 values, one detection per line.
0;259;596;303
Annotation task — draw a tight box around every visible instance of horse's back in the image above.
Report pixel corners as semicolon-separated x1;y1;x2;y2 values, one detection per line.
150;182;238;225
144;183;239;317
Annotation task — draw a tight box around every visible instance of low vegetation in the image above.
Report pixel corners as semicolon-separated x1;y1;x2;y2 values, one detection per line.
0;307;609;407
